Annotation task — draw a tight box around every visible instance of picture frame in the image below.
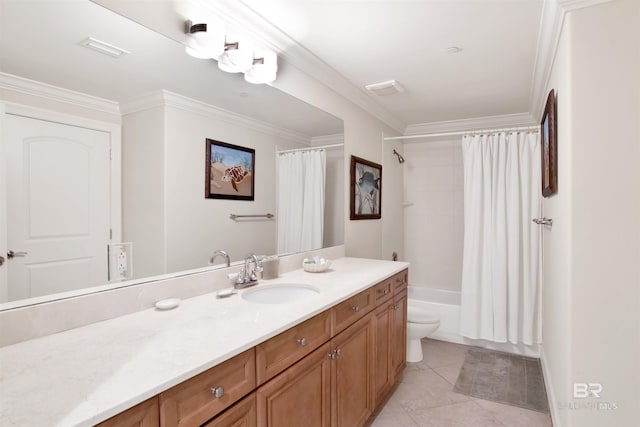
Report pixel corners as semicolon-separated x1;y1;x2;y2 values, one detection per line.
541;89;557;197
205;139;255;201
350;155;382;220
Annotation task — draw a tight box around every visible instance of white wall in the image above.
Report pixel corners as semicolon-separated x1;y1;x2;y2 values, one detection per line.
542;2;640;426
323;146;345;248
402;139;464;290
122;107;166;278
540;14;572;427
381;139;405;262
272;67;403;260
122;98;316;276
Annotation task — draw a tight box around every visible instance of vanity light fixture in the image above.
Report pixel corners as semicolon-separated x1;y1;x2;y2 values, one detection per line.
184;20;225;60
244;50;278;84
217;34;254;73
184;20;277;84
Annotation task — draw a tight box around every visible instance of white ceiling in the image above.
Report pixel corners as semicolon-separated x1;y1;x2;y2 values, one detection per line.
239;0;544;129
0;0;343;138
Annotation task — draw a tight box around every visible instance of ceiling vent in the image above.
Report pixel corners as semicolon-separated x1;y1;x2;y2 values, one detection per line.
365;79;404;96
79;37;130;58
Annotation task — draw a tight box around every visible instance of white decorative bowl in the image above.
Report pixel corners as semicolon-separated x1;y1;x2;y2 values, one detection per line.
302;258;332;273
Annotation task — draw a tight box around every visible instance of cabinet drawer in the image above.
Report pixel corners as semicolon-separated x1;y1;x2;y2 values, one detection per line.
96;396;159;427
392;270;408;294
256;310;332;385
160;348;256;427
373;278;393;305
332;288;374;335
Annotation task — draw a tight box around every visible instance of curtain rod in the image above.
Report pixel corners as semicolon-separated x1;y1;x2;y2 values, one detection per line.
277;143;344;154
383;125;540;141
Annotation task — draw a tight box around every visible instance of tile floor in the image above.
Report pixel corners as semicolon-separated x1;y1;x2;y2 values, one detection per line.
368;339;553;427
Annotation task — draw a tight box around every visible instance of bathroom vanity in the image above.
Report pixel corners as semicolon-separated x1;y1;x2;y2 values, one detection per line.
0;258;408;427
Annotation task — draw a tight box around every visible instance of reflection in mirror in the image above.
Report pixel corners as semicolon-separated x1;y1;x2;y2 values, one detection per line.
0;0;344;309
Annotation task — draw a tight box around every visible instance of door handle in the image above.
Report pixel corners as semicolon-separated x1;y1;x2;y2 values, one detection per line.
0;256;4;266
7;250;28;259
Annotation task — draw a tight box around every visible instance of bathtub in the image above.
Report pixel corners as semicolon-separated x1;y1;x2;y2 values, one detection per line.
407;285;540;357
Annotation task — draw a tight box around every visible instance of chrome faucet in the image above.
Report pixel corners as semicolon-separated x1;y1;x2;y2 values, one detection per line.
235;254;262;288
209;250;230;267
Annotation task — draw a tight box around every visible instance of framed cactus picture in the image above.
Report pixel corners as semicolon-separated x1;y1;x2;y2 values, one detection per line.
205;139;255;201
350;155;382;220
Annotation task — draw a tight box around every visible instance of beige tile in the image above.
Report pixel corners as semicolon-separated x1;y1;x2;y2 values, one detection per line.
408;400;504;427
432;363;462;385
474;398;552;427
369;411;419;427
421;338;469;369
395;368;471;412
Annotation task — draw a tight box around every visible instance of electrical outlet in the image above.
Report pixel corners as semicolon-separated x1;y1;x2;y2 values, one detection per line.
116;251;127;273
108;243;133;282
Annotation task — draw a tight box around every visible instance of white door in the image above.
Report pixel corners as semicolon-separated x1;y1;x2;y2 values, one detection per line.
4;115;111;301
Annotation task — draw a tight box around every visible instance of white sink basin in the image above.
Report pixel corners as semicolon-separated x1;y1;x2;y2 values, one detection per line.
242;284;320;304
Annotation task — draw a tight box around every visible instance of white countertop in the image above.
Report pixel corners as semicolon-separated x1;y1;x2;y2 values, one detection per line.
0;257;409;427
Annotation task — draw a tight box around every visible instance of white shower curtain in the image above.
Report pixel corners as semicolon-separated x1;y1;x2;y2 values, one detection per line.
460;131;542;345
277;149;326;254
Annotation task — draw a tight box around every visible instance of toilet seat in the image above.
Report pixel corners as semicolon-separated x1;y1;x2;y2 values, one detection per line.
407;306;439;324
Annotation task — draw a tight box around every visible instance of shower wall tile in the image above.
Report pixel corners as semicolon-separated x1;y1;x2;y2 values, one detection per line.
403;140;464;293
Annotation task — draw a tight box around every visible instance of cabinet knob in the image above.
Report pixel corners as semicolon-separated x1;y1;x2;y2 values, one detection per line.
352;305;360;312
211;386;224;398
393;304;399;310
328;349;342;360
297;337;307;346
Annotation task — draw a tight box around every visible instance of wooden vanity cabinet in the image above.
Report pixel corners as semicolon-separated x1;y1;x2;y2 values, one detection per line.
96;396;159;427
202;393;257;427
256;310;332;385
100;269;408;427
257;314;374;427
372;299;394;407
159;348;255;427
330;314;374;427
372;273;408;407
256;342;332;427
391;289;408;379
332;287;374;335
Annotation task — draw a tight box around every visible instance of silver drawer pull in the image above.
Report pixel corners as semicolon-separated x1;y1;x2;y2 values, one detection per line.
352;305;360;312
297;337;307;346
211;386;224;398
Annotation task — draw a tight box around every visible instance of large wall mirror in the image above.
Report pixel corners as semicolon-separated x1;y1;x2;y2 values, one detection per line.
0;0;344;309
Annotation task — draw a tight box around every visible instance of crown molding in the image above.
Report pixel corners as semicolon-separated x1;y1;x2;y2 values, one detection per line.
529;0;613;120
121;90;311;145
311;133;344;146
405;112;537;136
0;72;120;115
193;0;406;134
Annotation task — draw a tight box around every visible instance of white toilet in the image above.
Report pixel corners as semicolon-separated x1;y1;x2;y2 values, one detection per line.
406;300;441;362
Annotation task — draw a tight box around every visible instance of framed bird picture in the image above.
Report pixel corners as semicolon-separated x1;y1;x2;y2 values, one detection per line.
350;155;382;220
205;139;255;201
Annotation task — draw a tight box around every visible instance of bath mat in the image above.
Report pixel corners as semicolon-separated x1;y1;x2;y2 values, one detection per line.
453;347;549;413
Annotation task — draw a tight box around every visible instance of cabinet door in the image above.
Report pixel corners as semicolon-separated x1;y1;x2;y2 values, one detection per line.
391;290;408;379
257;342;331;427
331;314;374;427
372;300;393;407
96;397;159;427
203;393;256;427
